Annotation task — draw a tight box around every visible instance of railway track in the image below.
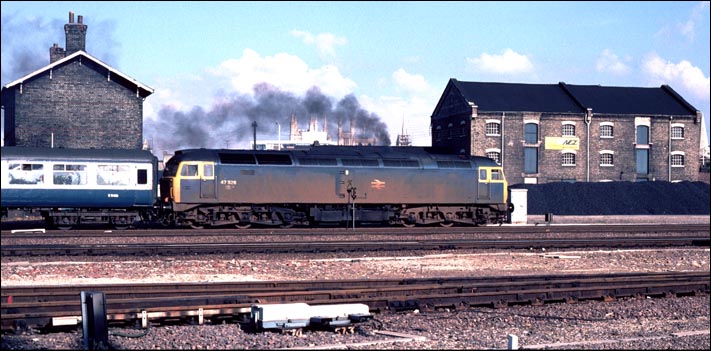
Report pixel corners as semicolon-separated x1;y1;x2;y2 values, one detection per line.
2;223;709;239
2;271;708;332
2;236;709;256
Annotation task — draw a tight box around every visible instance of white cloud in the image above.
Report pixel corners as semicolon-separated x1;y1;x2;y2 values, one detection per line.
642;53;710;102
290;29;347;59
359;93;435;147
392;68;430;95
595;49;631;76
466;49;534;75
207;48;356;99
678;1;709;42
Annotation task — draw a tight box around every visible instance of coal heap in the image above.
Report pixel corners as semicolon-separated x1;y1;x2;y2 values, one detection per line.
509;181;710;215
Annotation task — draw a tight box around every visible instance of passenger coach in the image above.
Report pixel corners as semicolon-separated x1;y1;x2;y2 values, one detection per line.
160;146;510;228
1;147;158;229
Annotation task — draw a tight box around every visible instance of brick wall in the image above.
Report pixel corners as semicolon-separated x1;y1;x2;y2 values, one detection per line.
464;112;700;185
10;59;143;149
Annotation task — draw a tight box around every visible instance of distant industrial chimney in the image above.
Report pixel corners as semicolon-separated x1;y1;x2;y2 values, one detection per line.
64;11;87;56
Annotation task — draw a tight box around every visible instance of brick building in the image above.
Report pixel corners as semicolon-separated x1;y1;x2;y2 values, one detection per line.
1;12;153;149
431;79;703;184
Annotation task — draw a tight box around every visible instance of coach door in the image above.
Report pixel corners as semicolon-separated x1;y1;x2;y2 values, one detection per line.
200;162;216;199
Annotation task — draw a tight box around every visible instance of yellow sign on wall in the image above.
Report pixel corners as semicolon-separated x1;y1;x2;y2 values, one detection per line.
545;137;580;150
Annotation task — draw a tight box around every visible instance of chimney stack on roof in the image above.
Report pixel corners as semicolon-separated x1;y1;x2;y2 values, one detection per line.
64;10;87;56
49;42;65;64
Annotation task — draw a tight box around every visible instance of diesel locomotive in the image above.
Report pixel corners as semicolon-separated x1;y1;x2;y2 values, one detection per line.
159;146;510;228
1;145;512;229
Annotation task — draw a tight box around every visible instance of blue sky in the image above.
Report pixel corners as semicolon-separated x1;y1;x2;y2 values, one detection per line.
2;1;709;156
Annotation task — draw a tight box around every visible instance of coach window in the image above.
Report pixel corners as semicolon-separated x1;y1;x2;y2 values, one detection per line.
53;164;87;185
97;165;130;186
137;169;148;185
8;163;44;184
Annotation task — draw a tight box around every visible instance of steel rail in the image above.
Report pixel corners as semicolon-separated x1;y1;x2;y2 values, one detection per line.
2;223;709;239
2;236;709;256
2;271;708;332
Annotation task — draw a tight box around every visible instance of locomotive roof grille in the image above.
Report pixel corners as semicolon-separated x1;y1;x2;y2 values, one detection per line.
219;153;256;164
298;158;338;166
437;160;472;169
382;159;420;168
341;159;380;167
255;154;293;165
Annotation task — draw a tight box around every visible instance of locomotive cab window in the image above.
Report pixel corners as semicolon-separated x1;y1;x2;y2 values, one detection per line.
180;164;199;177
179;162;214;179
203;163;214;178
491;169;502;180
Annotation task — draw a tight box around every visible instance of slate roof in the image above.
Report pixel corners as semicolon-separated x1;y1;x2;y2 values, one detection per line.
2;50;154;98
450;80;585;113
444;79;698;117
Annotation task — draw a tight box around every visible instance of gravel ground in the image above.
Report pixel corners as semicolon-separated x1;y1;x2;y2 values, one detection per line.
2;295;708;350
1;216;709;349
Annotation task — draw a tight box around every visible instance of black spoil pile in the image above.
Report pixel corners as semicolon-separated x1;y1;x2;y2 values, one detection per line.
510;181;710;215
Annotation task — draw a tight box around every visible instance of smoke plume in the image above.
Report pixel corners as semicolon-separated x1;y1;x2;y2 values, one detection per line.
145;83;391;155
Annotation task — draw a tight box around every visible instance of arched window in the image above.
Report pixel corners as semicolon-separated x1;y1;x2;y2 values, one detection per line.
562;152;576;166
671;153;685;167
600;152;614;166
486;151;501;164
671;126;684;139
562;124;575;136
485;122;501;136
600;124;613;138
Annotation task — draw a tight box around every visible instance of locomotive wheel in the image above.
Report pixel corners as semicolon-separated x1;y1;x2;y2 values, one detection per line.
439;221;454;227
113;216;131;230
56;216;75;230
401;222;416;228
235;223;251;229
188;221;204;229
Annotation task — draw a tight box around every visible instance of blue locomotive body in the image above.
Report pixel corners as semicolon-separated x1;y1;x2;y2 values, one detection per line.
160;146;509;228
1;147;158;229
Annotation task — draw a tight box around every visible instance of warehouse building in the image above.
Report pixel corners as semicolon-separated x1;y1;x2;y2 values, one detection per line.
1;12;153;149
431;79;702;184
